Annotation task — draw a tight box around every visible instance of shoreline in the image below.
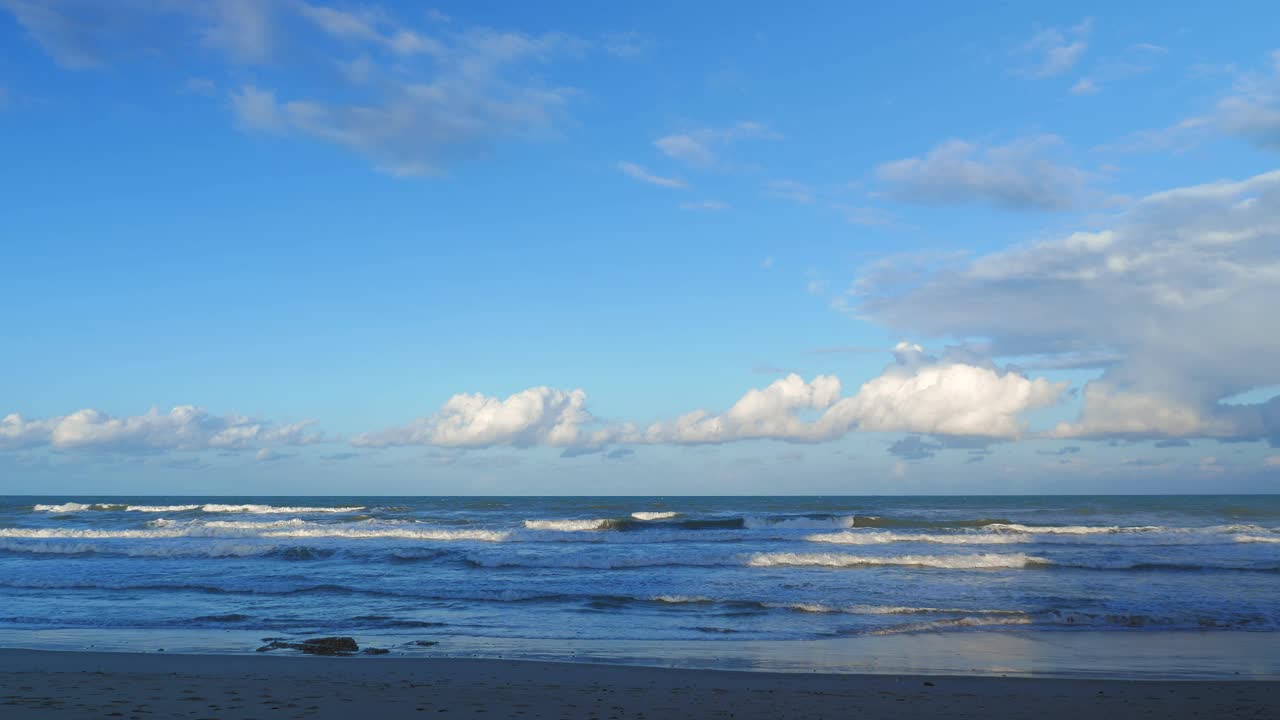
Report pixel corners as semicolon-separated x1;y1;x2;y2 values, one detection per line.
1;628;1278;681
2;648;1278;719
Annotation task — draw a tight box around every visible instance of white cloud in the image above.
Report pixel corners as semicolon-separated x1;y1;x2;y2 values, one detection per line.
1070;77;1098;95
1109;50;1280;154
201;0;275;64
679;200;729;211
831;204;893;226
618;161;686;189
1018;18;1092;78
353;387;610;449
855;169;1280;444
349;346;1064;453
653;121;780;168
1215;57;1280;150
654;135;715;167
231;25;579;177
599;31;650;58
230;84;282;131
0;406;322;453
2;0;119;69
876;136;1093;210
255;447;289;462
640;374;845;444
833;349;1066;437
639;345;1063;445
764;179;816;204
1051;385;1235;439
3;1;586;176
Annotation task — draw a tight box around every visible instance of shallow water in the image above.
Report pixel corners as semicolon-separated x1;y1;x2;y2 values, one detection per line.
1;496;1277;649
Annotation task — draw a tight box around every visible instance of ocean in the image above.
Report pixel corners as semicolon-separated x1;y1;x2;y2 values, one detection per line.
1;495;1277;667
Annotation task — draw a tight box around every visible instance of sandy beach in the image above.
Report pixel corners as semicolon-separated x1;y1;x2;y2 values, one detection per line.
1;649;1277;719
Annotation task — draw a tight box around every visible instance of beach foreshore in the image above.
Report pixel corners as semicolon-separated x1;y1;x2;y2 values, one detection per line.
2;649;1278;719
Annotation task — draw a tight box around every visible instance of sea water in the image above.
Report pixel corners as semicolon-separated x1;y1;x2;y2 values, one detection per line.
0;496;1276;657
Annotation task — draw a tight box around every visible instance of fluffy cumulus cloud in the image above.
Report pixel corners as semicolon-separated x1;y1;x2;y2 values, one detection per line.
353;387;613;449
636;343;1062;445
640;374;844;444
0;406;322;453
856;169;1280;444
351;346;1065;453
875;136;1093;210
2;0;594;176
832;345;1065;437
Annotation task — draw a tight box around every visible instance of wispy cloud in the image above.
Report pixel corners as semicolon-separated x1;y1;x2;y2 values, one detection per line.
653;121;781;168
1070;77;1098;95
3;0;590;177
618;161;687;188
1017;18;1092;78
764;179;816;204
679;199;729;211
1104;50;1280;153
0;406;324;453
875;135;1095;211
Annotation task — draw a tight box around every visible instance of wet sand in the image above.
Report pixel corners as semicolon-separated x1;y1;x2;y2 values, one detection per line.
1;649;1277;719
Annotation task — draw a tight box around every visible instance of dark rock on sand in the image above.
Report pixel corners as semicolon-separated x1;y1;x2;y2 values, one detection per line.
409;640;439;647
256;637;361;656
362;648;390;655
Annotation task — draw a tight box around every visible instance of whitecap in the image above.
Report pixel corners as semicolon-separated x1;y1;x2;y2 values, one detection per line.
805;531;1022;545
746;552;1046;569
631;511;679;521
522;519;611;532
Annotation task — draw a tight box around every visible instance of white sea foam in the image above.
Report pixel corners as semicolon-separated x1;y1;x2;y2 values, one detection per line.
32;503;121;513
0;525;510;542
805;531;1022;545
766;602;1027;616
261;527;510;542
198;504;365;514
1234;535;1280;543
631;512;679;521
32;502;363;514
465;552;730;569
522;519;611;531
984;523;1165;534
463;550;1050;571
746;552;1046;569
743;515;855;530
868;615;1037;635
650;595;716;604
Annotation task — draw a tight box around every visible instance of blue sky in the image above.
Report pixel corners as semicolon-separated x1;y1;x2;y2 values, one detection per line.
1;1;1279;494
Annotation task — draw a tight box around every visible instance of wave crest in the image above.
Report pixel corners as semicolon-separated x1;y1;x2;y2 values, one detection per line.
631;511;679;521
747;552;1047;569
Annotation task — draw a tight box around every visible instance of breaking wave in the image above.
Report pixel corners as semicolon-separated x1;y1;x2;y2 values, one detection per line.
747;552;1047;569
522;519;611;532
631;511;680;521
33;502;365;514
806;531;1023;546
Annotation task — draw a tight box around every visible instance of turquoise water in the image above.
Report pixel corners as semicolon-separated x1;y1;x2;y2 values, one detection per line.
0;496;1276;650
